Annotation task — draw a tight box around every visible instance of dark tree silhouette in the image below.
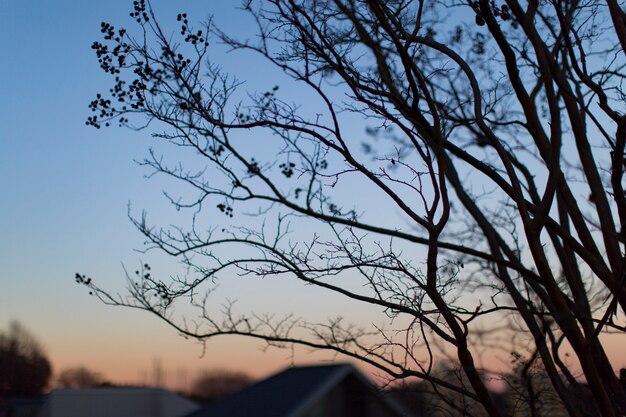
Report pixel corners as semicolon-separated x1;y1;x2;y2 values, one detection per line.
0;322;52;396
188;369;253;403
56;367;106;388
82;0;626;416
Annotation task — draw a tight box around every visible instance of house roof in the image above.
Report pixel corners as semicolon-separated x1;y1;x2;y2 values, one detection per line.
36;387;199;417
186;363;412;417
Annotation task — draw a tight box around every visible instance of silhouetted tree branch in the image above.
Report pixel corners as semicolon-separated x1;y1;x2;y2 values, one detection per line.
81;0;626;415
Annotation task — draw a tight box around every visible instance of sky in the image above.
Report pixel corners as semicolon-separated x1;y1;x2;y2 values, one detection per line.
1;0;625;391
0;0;391;389
0;0;311;387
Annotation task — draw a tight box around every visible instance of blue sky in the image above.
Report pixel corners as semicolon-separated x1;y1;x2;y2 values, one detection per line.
0;0;390;386
2;0;624;388
0;0;308;385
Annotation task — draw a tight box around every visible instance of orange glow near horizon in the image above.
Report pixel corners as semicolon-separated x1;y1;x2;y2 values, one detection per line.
42;312;626;392
1;0;625;405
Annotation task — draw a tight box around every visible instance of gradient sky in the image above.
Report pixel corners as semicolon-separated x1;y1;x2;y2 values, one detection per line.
0;0;309;387
1;0;387;388
1;0;624;390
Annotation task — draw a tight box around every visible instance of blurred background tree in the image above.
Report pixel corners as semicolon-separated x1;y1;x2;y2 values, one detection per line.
188;369;253;404
55;367;107;388
0;321;52;397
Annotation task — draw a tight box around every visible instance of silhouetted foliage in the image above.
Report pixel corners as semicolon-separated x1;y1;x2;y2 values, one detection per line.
0;322;52;397
56;367;107;388
82;1;626;416
188;369;253;403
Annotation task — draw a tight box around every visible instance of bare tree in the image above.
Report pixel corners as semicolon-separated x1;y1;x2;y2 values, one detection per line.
81;0;626;415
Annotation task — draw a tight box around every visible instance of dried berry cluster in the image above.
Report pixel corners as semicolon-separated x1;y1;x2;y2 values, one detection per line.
178;13;208;46
88;22;140;128
87;17;172;128
280;162;296;178
216;203;234;217
248;159;260;175
130;0;149;24
74;273;94;296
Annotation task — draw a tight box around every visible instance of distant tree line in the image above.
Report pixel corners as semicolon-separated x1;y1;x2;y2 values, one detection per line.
187;369;254;404
56;367;107;388
0;321;112;402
